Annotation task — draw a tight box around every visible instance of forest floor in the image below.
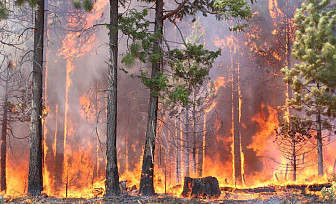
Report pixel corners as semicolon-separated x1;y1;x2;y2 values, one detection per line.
3;192;329;204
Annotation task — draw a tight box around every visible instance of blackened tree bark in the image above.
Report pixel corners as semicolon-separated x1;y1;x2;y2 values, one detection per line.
316;82;323;176
197;115;204;177
105;0;120;197
292;139;296;181
192;91;197;174
28;0;45;196
0;63;9;192
176;117;181;183
139;0;163;195
184;107;190;177
317;111;323;176
54;100;65;192
233;61;242;186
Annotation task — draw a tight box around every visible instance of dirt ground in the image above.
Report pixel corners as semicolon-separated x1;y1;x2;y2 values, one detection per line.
2;192;329;204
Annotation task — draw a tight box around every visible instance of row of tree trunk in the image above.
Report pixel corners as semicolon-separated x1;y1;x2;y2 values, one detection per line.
24;0;121;196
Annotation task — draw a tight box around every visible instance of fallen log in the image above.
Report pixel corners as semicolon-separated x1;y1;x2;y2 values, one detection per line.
286;184;307;194
219;183;331;195
308;183;332;191
285;183;332;193
220;186;276;193
181;176;221;199
251;186;276;193
220;187;234;192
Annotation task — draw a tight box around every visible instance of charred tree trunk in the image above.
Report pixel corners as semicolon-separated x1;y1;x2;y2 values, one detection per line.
316;81;323;176
0;64;9;192
184;107;190;177
93;82;99;182
105;0;120;196
285;163;288;180
197;115;204;177
54;100;64;192
28;0;44;196
233;62;242;186
181;176;221;198
317;112;323;176
176;117;181;184
292;140;296;181
139;0;163;195
286;19;292;124
192;92;196;174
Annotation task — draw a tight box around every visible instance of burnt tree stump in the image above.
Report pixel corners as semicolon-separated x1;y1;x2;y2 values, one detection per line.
181;176;221;198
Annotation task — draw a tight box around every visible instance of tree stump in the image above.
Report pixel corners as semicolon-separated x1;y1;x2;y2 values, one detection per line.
181;176;221;198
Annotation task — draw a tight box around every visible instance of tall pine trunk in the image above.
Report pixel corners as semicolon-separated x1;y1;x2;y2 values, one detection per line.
176;117;181;183
316;81;323;176
28;0;45;196
105;0;120;196
197;115;204;177
233;61;242;186
0;64;9;192
184;107;190;177
292;140;296;181
54;100;64;192
139;0;163;195
192;92;196;174
317;112;323;176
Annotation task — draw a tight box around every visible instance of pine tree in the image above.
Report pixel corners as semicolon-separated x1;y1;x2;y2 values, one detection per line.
167;19;217;176
29;0;44;195
121;0;251;195
105;0;121;197
119;0;251;195
28;0;44;196
74;0;124;196
275;116;314;181
15;0;46;196
282;0;336;176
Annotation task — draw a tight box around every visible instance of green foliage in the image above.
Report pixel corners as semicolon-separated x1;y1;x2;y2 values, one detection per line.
119;9;155;67
140;70;169;96
168;85;191;106
121;53;136;67
118;9;150;40
120;12;220;106
15;0;39;7
169;44;220;87
167;0;251;29
0;2;8;19
83;0;94;12
73;0;94;12
283;0;336;118
276;116;313;142
119;0;250;107
214;0;252;31
139;0;252;30
73;0;81;9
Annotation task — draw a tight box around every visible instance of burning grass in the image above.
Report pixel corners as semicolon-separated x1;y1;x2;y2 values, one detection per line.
3;180;335;204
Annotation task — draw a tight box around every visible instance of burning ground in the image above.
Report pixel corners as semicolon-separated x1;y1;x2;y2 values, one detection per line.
3;0;336;203
1;189;330;204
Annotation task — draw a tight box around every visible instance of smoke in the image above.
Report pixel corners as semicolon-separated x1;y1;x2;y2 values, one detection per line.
4;0;336;197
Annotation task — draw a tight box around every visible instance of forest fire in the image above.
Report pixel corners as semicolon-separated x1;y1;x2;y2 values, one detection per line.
2;0;336;203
